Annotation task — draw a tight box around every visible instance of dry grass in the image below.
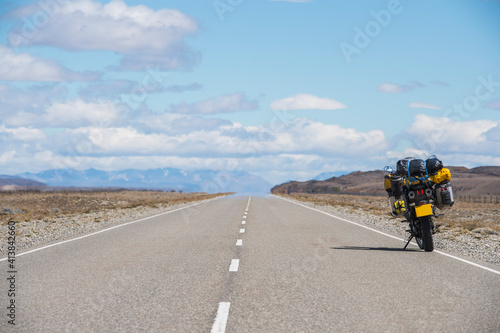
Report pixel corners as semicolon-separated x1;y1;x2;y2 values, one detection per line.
279;193;500;233
0;190;229;225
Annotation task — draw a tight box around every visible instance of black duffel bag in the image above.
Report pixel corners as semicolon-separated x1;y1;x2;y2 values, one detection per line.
397;157;434;178
408;159;426;177
426;156;443;175
396;157;414;176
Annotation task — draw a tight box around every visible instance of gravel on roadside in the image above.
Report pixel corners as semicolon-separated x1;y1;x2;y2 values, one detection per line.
278;195;500;268
0;197;219;256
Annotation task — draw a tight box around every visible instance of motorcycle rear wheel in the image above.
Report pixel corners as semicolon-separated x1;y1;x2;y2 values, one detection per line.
420;216;434;252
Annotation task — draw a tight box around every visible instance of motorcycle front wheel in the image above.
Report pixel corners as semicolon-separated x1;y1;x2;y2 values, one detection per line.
419;216;434;252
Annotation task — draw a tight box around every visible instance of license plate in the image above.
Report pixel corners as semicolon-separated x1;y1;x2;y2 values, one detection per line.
415;204;433;217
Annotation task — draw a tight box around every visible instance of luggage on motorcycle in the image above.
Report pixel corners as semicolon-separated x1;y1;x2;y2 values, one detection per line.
388;195;406;217
435;182;454;209
390;175;404;197
396;157;415;176
408;159;426;177
397;157;441;178
425;156;443;175
430;168;451;184
384;174;392;193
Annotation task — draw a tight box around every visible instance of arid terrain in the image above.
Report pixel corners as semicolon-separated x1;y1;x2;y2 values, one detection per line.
0;190;225;225
281;193;500;234
0;190;229;254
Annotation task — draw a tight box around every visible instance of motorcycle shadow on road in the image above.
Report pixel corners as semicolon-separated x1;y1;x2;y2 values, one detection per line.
331;246;421;252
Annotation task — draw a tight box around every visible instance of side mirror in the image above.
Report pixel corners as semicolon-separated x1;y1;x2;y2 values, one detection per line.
384;166;393;173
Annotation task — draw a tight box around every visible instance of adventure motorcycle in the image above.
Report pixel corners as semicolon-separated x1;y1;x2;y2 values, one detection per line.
384;156;454;252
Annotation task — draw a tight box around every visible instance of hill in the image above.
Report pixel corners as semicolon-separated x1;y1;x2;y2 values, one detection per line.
0;175;47;190
271;166;500;196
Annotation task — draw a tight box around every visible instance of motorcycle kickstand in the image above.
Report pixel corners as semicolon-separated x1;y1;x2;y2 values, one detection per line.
403;235;413;250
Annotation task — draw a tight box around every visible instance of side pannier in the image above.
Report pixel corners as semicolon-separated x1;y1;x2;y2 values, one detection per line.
384;174;392;193
435;182;454;209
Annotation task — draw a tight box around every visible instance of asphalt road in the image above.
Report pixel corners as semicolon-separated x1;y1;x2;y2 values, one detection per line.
2;195;499;332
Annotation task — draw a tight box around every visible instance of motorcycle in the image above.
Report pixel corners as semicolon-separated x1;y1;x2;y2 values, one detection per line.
384;156;454;252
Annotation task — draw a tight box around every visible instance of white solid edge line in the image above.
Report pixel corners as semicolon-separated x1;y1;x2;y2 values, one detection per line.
229;259;240;272
211;302;231;333
236;239;242;246
0;196;223;262
275;195;500;276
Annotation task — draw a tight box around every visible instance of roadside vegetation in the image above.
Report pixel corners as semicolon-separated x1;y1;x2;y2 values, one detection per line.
0;190;229;225
278;193;500;234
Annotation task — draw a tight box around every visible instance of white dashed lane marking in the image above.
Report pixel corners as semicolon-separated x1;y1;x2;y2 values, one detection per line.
211;196;251;333
229;259;240;272
211;302;231;333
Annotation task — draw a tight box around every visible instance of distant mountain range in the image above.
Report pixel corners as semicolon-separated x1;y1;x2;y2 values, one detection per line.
271;166;500;196
0;168;272;194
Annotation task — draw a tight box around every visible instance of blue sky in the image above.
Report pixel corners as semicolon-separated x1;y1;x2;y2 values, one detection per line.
0;0;499;185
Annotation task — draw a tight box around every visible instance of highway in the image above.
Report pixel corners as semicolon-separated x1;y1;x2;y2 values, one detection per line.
2;195;499;332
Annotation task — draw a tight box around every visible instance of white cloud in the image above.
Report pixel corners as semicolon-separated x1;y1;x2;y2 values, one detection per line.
273;119;387;155
385;148;430;162
0;84;67;123
0;125;46;141
270;94;347;110
405;114;499;155
8;0;199;70
135;112;231;134
485;124;500;141
3;98;122;128
377;81;425;93
170;93;258;114
45;99;122;127
0;46;97;81
408;102;443;110
62;117;387;160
